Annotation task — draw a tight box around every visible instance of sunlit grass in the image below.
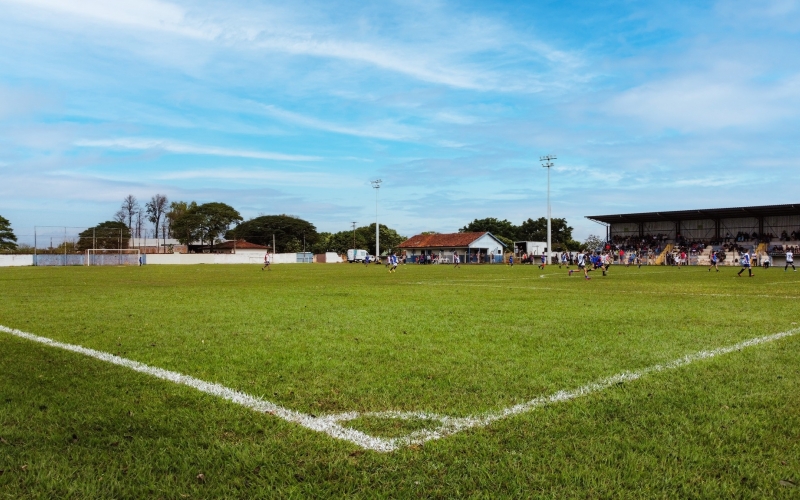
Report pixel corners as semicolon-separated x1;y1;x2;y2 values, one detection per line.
1;263;798;497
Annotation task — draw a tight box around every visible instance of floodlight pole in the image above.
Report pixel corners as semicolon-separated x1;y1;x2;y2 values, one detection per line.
352;221;357;251
540;155;557;264
371;179;382;260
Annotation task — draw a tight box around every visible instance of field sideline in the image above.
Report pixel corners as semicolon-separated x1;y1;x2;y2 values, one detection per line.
1;263;799;497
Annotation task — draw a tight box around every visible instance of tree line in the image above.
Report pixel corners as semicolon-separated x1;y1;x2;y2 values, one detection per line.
0;203;588;256
459;217;583;251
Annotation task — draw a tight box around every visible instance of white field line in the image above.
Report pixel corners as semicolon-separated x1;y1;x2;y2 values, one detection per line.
1;324;797;452
0;324;396;453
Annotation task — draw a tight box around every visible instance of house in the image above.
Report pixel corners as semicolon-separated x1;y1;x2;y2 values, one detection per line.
397;232;507;263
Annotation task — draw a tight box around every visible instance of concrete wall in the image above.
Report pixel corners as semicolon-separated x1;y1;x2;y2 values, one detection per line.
143;252;309;265
0;255;34;267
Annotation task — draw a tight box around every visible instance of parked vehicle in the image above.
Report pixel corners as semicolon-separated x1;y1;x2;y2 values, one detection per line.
347;249;369;263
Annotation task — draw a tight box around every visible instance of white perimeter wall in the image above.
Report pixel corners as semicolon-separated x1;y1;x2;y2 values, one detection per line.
0;255;34;266
144;253;304;265
1;252;343;267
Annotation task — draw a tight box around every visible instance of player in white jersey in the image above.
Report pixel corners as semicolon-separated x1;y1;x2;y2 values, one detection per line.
601;252;611;276
560;252;568;269
389;254;398;273
453;252;461;268
261;252;271;271
568;252;591;280
737;250;753;277
786;250;796;271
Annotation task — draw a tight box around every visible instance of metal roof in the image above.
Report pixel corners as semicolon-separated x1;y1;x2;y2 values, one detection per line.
586;204;800;225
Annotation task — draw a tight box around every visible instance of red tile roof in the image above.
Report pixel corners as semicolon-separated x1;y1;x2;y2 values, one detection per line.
398;232;488;249
215;240;269;250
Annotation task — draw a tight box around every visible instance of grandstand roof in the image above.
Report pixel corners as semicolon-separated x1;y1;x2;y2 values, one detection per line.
586;203;800;225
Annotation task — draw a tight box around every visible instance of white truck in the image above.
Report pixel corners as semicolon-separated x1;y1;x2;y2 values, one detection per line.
514;241;548;257
347;249;369;263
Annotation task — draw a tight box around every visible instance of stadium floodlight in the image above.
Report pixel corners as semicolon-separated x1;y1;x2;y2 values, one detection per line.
540;155;557;264
371;179;382;260
352;221;357;251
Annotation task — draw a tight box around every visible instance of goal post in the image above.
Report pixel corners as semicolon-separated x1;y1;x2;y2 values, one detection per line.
86;249;141;266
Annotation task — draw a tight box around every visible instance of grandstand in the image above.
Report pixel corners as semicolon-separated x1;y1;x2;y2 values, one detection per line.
586;203;800;266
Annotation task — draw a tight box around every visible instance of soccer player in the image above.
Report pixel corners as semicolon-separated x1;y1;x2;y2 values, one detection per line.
560;252;568;269
453;251;461;268
508;254;514;267
786;249;796;271
601;252;611;276
388;253;398;273
708;250;719;272
538;253;546;269
569;251;591;280
363;254;370;266
261;252;271;271
737;250;754;277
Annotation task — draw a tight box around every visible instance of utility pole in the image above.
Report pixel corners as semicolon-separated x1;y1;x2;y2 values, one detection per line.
371;179;382;260
351;221;357;252
540;154;557;265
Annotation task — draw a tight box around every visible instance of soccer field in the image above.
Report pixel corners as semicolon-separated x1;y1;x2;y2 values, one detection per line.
1;263;799;497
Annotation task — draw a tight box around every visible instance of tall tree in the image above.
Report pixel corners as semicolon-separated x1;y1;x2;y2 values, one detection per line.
170;210;203;248
229;214;317;253
193;202;242;251
117;195;140;237
0;215;18;251
145;194;168;253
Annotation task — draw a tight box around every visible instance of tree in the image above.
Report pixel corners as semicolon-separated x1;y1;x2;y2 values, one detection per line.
228;214;317;253
170;208;203;248
584;234;605;251
358;223;405;256
145;194;169;253
77;221;131;250
116;195;140;237
516;217;574;250
459;218;517;241
0;215;18;251
193;202;242;251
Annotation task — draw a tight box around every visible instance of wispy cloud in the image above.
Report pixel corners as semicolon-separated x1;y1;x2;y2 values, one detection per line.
74;138;321;161
156;168;359;188
259;104;421;141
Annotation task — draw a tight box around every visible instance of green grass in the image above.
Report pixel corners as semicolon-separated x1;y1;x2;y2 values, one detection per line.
1;263;799;497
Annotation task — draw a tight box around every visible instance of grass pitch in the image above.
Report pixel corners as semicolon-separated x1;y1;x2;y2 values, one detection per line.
1;263;799;497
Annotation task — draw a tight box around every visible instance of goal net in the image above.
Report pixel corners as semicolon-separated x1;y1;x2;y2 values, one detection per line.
86;249;141;266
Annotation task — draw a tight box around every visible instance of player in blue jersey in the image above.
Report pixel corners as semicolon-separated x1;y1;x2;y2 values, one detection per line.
708;250;719;272
737;250;753;277
389;253;398;273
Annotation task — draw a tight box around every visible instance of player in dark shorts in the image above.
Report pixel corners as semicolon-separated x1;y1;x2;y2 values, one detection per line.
569;252;591;280
708;250;719;272
737;251;753;277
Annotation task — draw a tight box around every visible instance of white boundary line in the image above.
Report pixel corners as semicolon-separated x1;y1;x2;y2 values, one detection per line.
1;324;797;453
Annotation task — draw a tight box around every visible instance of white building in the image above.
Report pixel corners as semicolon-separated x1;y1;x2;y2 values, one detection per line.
398;232;507;264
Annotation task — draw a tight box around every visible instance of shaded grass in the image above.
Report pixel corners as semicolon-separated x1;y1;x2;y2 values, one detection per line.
1;263;799;497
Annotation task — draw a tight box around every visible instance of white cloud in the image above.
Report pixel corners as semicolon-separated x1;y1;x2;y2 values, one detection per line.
156;168;359;188
606;72;800;131
74;138;321;161
259;104;421;141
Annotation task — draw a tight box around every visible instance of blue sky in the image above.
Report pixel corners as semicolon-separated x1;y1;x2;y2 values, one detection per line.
1;0;799;244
